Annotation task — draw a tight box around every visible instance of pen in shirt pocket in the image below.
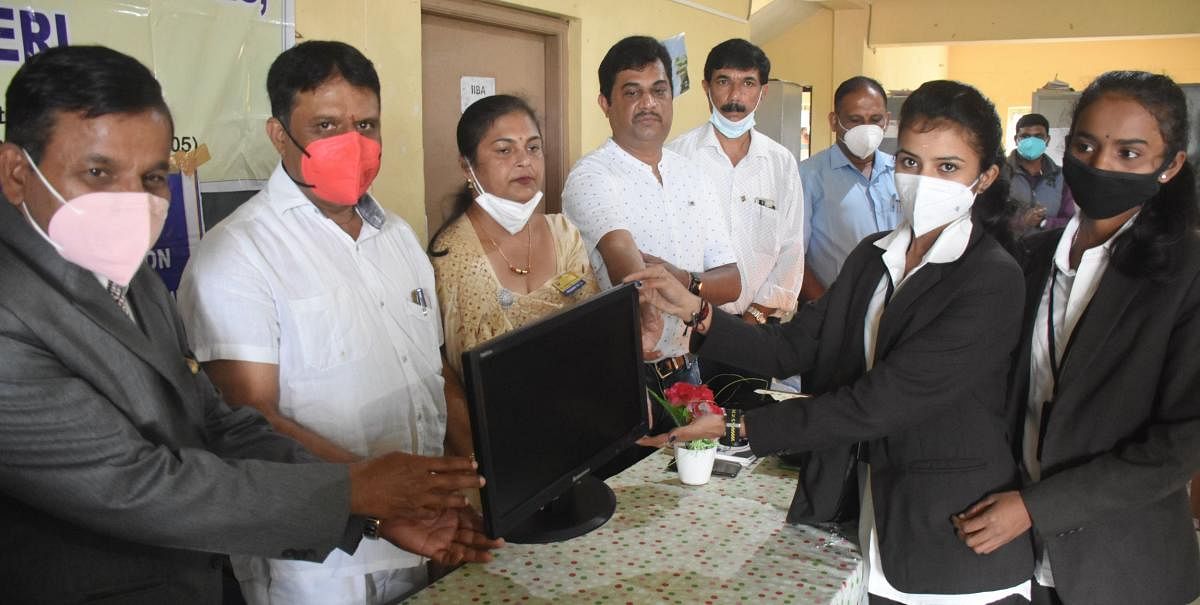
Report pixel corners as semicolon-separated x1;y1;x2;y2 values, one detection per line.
411;287;429;315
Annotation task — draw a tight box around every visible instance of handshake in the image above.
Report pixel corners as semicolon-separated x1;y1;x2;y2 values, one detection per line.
348;452;504;565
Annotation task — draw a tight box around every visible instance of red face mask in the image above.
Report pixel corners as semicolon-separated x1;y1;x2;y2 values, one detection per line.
283;128;382;206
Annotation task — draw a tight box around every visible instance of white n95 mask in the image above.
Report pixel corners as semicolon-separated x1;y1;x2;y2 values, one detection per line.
839;119;885;160
466;163;543;235
894;173;979;237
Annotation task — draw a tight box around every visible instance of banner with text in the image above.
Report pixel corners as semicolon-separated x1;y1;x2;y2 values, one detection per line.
0;0;294;293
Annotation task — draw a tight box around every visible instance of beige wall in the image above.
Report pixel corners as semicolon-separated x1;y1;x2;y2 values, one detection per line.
295;0;749;239
759;9;833;149
946;36;1200;135
862;45;947;93
869;0;1200;45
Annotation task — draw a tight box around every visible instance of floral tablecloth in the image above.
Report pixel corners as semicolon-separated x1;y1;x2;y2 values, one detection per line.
409;451;864;604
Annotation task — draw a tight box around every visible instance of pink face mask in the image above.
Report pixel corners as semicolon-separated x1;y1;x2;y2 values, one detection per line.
22;149;169;287
283;128;382;206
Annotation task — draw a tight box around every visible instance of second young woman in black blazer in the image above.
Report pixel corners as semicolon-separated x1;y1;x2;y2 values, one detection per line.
630;81;1033;603
954;71;1200;605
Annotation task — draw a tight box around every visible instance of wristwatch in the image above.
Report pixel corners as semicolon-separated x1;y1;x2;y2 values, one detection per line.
746;306;767;324
688;272;703;295
363;516;382;540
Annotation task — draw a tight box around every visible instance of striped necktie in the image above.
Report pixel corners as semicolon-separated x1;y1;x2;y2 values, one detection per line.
106;281;134;321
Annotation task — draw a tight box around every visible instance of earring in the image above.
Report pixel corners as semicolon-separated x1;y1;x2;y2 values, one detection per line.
466;179;474;191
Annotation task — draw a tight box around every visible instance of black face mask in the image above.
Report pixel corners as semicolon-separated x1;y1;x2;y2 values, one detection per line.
1062;152;1165;219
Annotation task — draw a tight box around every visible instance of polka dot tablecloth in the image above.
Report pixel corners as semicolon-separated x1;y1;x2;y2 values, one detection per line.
409;451;864;604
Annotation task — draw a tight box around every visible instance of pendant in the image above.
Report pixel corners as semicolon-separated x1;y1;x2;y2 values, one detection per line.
510;266;530;275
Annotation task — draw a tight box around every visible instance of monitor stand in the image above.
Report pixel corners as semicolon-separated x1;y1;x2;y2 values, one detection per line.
504;475;616;544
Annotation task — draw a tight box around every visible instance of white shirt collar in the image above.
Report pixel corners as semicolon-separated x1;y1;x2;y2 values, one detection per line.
264;162;387;230
698;123;769;160
874;216;973;262
1052;212;1139;276
874;216;974;291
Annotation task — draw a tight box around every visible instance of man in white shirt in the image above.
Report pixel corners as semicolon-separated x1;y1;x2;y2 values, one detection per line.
667;39;804;401
178;41;458;605
563;35;739;471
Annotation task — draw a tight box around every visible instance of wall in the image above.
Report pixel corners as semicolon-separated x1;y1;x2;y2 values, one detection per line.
946;36;1200;136
295;0;749;239
862;44;947;92
869;0;1200;45
759;9;833;148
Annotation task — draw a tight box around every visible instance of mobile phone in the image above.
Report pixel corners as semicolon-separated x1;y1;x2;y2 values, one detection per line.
712;459;742;477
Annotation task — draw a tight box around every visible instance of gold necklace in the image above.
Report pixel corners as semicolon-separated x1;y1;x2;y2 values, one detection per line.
485;226;532;275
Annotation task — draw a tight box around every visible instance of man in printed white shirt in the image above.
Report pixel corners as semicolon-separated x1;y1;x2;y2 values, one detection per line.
667;39;804;401
178;41;461;605
563;35;739;471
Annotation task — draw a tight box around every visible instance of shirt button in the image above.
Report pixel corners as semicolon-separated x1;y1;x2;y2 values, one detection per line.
402;355;408;363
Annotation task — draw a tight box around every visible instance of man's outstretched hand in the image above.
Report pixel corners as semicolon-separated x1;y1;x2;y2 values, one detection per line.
380;507;505;566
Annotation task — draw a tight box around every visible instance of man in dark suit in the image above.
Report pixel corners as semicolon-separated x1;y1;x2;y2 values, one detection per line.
0;45;499;603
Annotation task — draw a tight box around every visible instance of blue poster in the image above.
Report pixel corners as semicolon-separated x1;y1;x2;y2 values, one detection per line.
148;172;202;295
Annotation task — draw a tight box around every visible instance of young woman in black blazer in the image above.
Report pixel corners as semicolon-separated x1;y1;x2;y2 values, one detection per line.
954;71;1200;605
630;81;1033;603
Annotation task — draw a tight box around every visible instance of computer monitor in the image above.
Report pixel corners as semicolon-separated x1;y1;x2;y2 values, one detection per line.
461;283;647;544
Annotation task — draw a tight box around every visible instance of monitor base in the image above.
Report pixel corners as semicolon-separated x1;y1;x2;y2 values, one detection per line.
503;475;616;544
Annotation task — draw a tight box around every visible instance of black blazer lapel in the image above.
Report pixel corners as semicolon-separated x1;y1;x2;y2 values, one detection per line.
1052;264;1144;410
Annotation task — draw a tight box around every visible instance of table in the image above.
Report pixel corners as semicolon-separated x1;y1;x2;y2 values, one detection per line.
409;450;864;604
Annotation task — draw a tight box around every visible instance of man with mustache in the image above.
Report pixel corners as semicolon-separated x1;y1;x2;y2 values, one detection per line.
798;76;900;302
563;35;739;474
667;39;805;402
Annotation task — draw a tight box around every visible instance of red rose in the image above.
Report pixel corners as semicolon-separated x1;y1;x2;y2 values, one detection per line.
664;382;715;406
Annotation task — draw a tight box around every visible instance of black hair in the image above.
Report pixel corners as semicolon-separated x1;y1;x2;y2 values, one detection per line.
267;40;380;125
1015;113;1049;132
899;80;1015;251
427;95;541;257
597;36;673;103
703;38;770;85
833;76;887;114
1070;70;1197;282
5;45;171;164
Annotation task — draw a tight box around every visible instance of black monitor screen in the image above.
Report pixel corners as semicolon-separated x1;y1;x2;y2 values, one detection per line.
462;283;646;541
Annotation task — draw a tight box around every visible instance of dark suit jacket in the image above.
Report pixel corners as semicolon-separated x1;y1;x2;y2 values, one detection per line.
1013;229;1200;605
0;200;359;603
697;221;1034;594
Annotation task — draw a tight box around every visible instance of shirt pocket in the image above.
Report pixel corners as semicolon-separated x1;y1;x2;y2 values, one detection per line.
287;291;369;371
398;298;440;349
740;198;782;254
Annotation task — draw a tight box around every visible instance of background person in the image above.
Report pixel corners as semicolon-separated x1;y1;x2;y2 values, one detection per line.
632;80;1034;603
954;70;1200;605
1001;112;1075;237
798;76;899;302
428;94;598;383
667;38;805;403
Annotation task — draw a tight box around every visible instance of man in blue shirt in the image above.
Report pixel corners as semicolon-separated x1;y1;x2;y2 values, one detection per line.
798;76;899;300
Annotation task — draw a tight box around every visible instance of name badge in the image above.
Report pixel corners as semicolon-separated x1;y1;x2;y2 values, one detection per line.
552;271;586;296
754;197;777;210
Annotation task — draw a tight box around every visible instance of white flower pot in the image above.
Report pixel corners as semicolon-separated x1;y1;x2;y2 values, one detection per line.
675;444;717;485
